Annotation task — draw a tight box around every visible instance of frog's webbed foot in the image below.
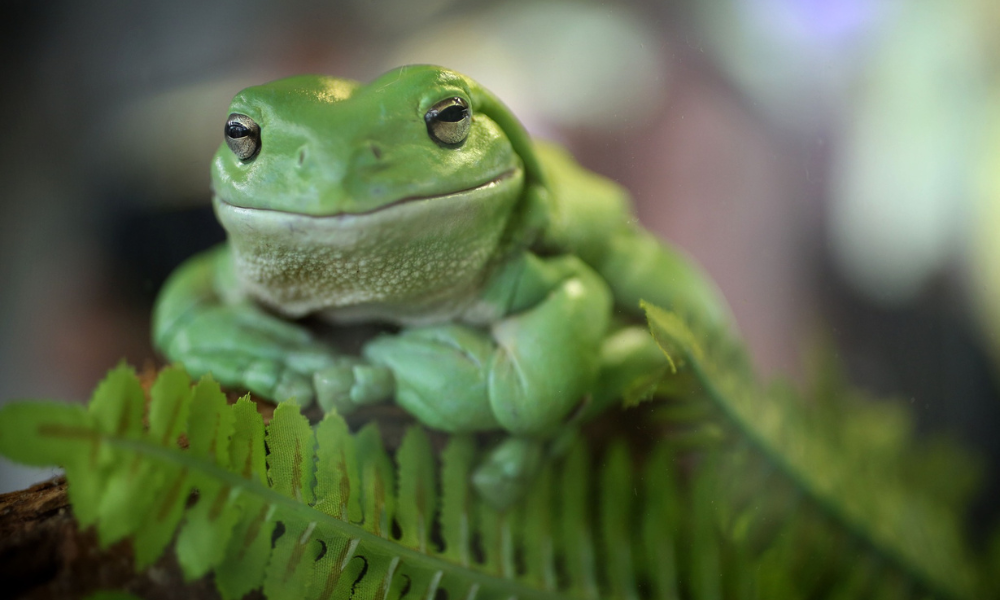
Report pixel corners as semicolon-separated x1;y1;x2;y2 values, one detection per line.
471;437;545;511
181;347;330;406
162;303;356;407
314;358;394;414
471;428;583;510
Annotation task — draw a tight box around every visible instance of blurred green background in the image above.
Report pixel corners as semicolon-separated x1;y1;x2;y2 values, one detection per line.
1;0;998;535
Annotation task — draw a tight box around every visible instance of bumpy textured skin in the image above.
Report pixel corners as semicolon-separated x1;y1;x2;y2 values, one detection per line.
153;65;730;506
216;175;519;323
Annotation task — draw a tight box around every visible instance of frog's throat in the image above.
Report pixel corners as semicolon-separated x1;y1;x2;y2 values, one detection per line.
214;169;518;218
213;167;524;323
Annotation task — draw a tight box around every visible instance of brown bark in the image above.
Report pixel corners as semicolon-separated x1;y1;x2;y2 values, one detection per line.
0;477;234;600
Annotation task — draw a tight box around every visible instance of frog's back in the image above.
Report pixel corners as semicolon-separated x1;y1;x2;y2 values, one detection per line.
534;141;731;327
534;141;632;265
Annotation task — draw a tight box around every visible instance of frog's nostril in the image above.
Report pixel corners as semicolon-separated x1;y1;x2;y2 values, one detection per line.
297;148;307;167
370;144;382;160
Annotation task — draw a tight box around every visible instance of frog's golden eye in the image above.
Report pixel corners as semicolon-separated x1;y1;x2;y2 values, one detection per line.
224;113;261;161
425;97;471;146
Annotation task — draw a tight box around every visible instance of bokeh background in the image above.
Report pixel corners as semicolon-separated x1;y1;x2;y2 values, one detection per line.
1;0;998;536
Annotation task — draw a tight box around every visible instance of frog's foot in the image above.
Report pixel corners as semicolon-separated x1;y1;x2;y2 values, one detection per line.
314;358;394;414
180;346;338;407
471;437;544;511
162;302;355;407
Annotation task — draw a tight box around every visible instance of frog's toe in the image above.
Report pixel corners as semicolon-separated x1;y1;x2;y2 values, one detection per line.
314;360;393;414
350;364;394;405
176;352;267;393
243;358;282;396
272;369;315;406
471;438;544;511
315;364;356;413
286;347;341;372
239;358;314;406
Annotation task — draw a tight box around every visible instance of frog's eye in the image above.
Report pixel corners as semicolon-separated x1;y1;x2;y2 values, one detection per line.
224;113;261;161
425;97;471;146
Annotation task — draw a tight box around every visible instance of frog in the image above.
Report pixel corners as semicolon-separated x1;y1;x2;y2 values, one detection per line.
152;65;731;508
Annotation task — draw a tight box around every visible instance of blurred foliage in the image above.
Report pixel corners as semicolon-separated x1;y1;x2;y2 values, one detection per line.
644;302;987;598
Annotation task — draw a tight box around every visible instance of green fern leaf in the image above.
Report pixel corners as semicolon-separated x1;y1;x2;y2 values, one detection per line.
132;366;196;568
639;443;680;600
214;396;275;600
354;422;396;540
175;376;238;578
439;435;475;568
519;463;557;592
0;310;990;600
263;402;320;600
0;366;592;599
307;410;364;600
313;408;362;523
642;301;983;600
80;362;146;527
556;439;598;600
599;441;639;600
395;426;437;553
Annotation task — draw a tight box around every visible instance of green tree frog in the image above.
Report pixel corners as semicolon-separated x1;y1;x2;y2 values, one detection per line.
153;65;730;506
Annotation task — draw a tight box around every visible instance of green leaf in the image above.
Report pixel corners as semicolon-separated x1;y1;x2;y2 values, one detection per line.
95;367;193;548
131;367;196;568
395;425;436;552
312;410;362;523
175;376;238;578
0;356;989;600
263;515;323;600
214;494;277;600
89;362;146;441
214;397;274;600
640;443;681;600
0;401;94;468
147;366;194;447
519;463;556;591
354;423;395;538
439;435;475;567
598;441;638;600
476;495;515;580
556;439;598;600
263;402;320;600
687;453;722;600
642;301;981;600
267;402;316;503
228;395;267;485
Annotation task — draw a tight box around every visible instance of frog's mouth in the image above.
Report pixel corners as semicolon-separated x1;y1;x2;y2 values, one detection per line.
213;166;523;319
214;168;519;218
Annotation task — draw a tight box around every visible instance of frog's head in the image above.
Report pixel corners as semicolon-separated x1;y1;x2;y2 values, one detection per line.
211;64;542;216
211;66;545;318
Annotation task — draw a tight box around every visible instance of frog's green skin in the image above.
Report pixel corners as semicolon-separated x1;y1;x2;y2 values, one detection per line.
153;65;729;506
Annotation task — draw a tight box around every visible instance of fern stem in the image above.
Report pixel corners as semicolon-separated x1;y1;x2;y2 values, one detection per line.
107;436;579;600
687;360;969;600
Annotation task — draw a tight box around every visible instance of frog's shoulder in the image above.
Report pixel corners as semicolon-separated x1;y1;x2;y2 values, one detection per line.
533;140;632;261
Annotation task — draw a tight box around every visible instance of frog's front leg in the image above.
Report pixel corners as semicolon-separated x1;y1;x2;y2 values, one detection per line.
363;253;612;507
153;245;392;407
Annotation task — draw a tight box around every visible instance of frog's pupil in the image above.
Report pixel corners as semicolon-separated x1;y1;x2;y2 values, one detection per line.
227;122;249;138
437;105;467;123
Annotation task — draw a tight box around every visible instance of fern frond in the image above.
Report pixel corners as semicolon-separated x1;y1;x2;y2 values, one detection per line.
0;364;647;599
642;301;984;600
0;305;989;600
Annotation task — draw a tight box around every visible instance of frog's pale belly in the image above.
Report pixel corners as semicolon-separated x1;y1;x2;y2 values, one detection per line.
214;172;520;325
